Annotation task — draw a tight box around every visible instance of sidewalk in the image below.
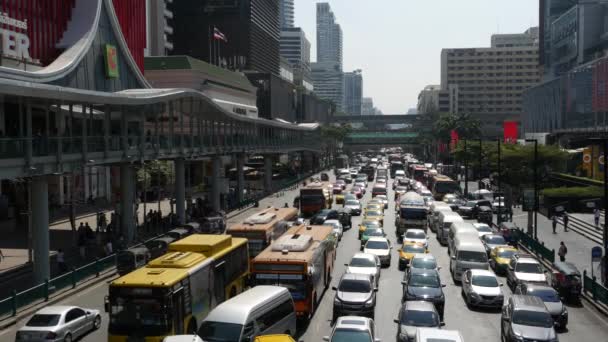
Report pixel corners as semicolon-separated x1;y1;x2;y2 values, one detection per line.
512;208;601;276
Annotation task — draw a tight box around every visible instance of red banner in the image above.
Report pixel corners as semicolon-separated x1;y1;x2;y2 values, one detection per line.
450;130;459;151
503;121;518;143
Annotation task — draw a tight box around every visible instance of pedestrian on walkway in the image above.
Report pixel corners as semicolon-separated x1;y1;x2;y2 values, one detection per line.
563;213;569;232
595;208;601;228
552;215;558;234
57;249;67;273
558;241;568;262
105;239;113;256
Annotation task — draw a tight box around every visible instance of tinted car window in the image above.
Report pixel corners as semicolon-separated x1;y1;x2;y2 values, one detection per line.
339;279;371;292
528;289;560;302
512;310;553;328
350;257;377;268
26;314;61;327
401;309;439;327
331;329;372;342
365;241;389;250
411;258;437;269
515;263;543;273
409;274;440;287
65;308;85;322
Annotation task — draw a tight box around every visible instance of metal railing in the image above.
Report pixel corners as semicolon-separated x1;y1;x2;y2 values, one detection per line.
583;270;608;306
513;228;555;263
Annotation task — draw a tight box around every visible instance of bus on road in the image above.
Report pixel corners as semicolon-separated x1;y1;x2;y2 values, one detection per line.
251;224;337;319
226;206;299;258
396;192;428;239
429;175;461;200
410;165;428;182
106;235;249;341
300;181;332;216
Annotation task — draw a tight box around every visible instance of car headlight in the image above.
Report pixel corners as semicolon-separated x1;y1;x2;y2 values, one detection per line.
398;333;410;342
562;307;568;316
365;297;374;307
334;297;341;305
470;292;480;299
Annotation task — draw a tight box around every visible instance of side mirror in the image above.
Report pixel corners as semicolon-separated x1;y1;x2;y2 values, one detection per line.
440;321;446;327
344;263;349;267
499;283;504;287
85;310;91;315
332;286;337;291
441;284;447;288
104;297;110;313
374;288;379;292
393;318;400;324
323;337;330;342
437;266;442;270
451;255;456;260
401;280;407;285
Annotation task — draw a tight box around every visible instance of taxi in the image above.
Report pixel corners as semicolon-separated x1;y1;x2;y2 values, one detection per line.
365;203;384;215
360;227;387;249
367;199;385;210
398;241;428;270
358;219;382;239
335;192;345;204
363;209;384;226
254;335;295;342
489;245;518;275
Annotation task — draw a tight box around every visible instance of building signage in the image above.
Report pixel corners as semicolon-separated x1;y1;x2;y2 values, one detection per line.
104;44;119;79
0;13;31;61
522;189;535;212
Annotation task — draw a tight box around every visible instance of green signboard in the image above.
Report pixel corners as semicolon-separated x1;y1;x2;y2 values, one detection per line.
104;44;119;79
522;189;535;212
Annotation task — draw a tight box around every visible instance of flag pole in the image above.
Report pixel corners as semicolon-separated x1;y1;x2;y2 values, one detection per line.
208;26;212;64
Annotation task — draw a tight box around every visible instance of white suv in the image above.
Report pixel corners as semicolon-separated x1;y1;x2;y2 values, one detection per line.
506;254;547;290
323;316;380;342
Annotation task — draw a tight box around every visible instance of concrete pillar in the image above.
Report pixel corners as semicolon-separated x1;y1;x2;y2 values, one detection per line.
175;158;185;224
264;156;273;194
120;164;135;243
236;154;245;203
31;176;50;283
211;156;221;212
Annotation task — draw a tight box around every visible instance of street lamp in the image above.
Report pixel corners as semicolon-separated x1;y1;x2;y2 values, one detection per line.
477;138;483;190
464;139;469;197
589;137;608;285
525;139;538;240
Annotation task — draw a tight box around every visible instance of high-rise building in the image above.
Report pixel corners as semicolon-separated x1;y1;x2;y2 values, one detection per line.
280;27;312;90
361;98;374;115
417;85;441;114
440;27;540;136
145;0;174;56
279;0;295;29
344;70;363;115
170;0;280;76
312;61;344;112
316;2;343;68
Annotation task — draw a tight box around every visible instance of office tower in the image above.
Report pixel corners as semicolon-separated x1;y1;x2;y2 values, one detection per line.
344;70;363;115
279;0;295;28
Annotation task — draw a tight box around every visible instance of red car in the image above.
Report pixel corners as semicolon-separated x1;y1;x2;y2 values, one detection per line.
333;184;343;194
336;179;346;190
351;186;363;199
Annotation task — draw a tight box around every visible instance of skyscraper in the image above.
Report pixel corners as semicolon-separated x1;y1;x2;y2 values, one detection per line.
312;62;344;112
343;70;363;115
280;27;313;90
316;2;343;68
279;0;295;29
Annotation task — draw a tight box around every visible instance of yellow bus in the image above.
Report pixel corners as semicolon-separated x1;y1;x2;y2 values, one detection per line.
106;235;249;342
226;206;298;258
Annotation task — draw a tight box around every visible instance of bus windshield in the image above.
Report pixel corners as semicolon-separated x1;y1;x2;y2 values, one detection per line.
435;181;460;194
108;296;170;336
400;208;427;220
255;273;307;301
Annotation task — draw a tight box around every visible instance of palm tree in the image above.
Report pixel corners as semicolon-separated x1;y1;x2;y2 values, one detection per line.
433;112;481;143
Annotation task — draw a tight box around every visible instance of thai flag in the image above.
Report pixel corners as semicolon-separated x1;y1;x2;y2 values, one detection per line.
213;27;227;42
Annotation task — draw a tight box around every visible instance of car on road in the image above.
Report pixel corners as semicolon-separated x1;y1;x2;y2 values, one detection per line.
345;253;381;286
506;254;548;290
335;192;345;205
323;316;380;342
324;218;344;238
360;227;387;249
480;234;507;256
359;219;382;239
364;237;392;267
332;274;378;320
461;269;504;309
401;268;446;320
310;209;339;225
402;229;428;249
336;179;347;190
514;283;568;330
363;210;384;225
500;295;558;342
366;202;384;213
489;245;519;275
338;175;352;184
394;186;409;200
399;242;428;270
163;335;205;342
443;194;465;211
375;195;389;209
354;182;367;193
414;328;464;342
472;223;494;237
394;301;443;342
344;200;362;216
407;254;440;275
333;183;343;194
458;200;492;219
351;186;363;199
16;305;101;342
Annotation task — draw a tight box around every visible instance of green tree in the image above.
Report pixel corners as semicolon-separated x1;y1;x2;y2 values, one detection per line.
136;160;175;189
433;112;481;143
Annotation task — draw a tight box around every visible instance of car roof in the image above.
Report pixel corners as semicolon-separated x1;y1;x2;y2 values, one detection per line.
511;295;549;311
468;269;496;277
405;229;426;234
341;273;373;282
412;253;436;260
35;306;77;315
524;284;556;293
416;328;463;340
335;316;372;330
367;237;389;243
517;257;541;264
404;300;437;311
410;268;439;276
205;286;289;324
352;252;377;261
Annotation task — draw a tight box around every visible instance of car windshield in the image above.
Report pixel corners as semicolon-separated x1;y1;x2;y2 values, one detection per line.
350;257;377;268
366;241;389;250
401;309;439;327
26;314;60;327
498;250;517;258
198;321;243;342
516;263;543;274
471;275;498;287
530;289;561;302
411;258;437;269
485;236;506;244
465;201;477;207
405;231;426;239
365;228;384;237
339;279;371;292
476;225;492;232
346;201;360;206
366;211;382;217
403;244;426;253
458;251;488;263
331;329;372;342
512;310;553;328
409;274;440;287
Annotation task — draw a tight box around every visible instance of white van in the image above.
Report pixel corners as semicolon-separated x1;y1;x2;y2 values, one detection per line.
163;336;204;342
450;236;489;282
198;286;297;342
447;222;478;255
428;202;452;232
436;212;463;245
416;327;464;342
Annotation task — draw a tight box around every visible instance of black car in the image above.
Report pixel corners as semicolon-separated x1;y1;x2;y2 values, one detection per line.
458;200;492;218
310;209;339;224
401;268;446;320
337;209;353;230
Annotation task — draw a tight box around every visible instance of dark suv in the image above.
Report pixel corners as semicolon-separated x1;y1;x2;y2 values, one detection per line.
332;273;377;321
310;209;339;224
501;295;558;342
401;268;446;320
458;199;492;218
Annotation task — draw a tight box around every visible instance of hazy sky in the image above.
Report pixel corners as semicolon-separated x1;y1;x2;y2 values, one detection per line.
294;0;539;114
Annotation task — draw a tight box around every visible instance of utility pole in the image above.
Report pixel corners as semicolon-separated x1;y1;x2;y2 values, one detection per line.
464;140;469;197
497;138;502;225
526;139;539;240
590;137;608;285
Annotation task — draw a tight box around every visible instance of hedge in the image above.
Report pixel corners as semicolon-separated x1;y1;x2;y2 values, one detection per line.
541;186;604;199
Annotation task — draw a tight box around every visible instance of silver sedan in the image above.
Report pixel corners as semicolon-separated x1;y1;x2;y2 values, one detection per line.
16;305;101;342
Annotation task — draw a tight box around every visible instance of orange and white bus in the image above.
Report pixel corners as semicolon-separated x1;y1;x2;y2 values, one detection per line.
251;224;337;319
226;206;299;258
299;181;332;216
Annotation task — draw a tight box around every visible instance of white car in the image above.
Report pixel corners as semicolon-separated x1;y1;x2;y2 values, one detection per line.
402;229;428;248
364;237;392;267
345;252;381;286
375;195;389;209
472;223;494;237
16;305;101;342
354;182;367;193
461;269;504;308
325;219;344;241
324;316;380;342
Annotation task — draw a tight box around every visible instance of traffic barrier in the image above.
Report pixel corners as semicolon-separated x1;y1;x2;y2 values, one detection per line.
583;270;608;307
513;228;555;263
